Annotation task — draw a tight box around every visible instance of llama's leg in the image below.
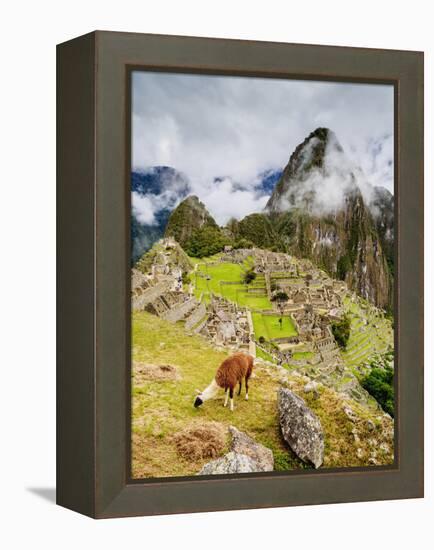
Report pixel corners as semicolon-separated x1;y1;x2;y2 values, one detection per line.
229;387;234;411
223;388;229;407
237;381;242;396
245;376;249;400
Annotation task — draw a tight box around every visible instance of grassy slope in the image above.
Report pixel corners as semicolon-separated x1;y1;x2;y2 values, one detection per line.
132;311;394;478
132;311;305;478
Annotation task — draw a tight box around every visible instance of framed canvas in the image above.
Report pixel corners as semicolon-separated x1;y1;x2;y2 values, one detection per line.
57;31;424;518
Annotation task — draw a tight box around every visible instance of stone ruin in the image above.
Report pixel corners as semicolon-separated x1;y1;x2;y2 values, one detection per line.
132;241;365;380
201;295;250;351
132;260;251;353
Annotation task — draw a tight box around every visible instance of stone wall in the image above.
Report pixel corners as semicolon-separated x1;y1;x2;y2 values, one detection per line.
193;315;208;334
132;280;171;310
161;296;197;323
185;302;207;330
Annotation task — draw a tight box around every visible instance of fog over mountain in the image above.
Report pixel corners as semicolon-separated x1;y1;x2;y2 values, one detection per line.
132;71;393;226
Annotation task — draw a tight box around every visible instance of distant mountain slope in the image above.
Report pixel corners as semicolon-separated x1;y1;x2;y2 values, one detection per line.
131;167;190;263
164;195;219;246
230;213;280;250
369;186;394;276
262;128;393;309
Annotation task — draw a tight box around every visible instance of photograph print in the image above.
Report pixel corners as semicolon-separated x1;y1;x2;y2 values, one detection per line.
130;71;395;479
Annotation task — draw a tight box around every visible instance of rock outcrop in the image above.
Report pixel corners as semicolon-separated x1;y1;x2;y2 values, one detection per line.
229;426;274;471
198;451;259;475
278;387;324;468
198;427;274;475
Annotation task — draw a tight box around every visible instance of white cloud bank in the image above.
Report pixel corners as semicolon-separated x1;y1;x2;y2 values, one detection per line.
274;131;379;216
132;72;394;224
132;192;157;225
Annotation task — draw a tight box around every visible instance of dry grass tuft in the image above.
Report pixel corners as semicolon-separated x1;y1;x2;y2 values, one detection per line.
134;362;180;383
173;422;227;461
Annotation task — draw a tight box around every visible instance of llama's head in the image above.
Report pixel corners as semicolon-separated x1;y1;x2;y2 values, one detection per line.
193;394;204;408
193;380;218;408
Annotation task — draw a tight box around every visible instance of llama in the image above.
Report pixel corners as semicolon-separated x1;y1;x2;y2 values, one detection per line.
194;353;254;411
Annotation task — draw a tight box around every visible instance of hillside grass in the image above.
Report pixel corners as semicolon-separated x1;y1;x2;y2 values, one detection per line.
131;311;394;479
132;311;305;478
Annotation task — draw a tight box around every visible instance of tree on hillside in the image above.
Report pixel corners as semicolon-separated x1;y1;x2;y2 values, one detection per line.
361;366;394;417
331;315;351;349
234;237;254;249
271;291;289;303
243;268;257;284
184;226;232;258
271;291;289;319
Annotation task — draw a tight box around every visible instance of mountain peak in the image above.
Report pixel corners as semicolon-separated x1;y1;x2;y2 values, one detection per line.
164;195;219;247
266;128;351;213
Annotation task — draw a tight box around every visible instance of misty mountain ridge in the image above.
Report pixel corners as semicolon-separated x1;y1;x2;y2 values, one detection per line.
158;128;393;309
131;165;282;261
266;127;392;218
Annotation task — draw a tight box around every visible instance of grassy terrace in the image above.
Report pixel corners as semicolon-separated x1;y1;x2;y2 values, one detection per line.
252;312;297;341
192;256;300;341
342;298;393;370
193;257;273;310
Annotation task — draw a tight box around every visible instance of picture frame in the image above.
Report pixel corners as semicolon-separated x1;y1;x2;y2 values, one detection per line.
57;30;423;518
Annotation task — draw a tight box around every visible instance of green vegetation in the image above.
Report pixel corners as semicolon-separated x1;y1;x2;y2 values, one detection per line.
233;237;254;249
252;312;297;340
331;315;351;349
341;298;393;371
292;351;314;360
337;254;351;280
243;268;257;284
255;346;275;363
164;195;219;247
236;213;281;250
361;367;394;417
185;226;231;258
193;259;273;310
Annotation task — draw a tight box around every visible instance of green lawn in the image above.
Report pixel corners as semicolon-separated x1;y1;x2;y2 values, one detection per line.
252;312;297;340
292;351;314;360
255;347;275;363
193;258;272;310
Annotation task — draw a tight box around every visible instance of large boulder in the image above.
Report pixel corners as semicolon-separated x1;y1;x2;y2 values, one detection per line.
278;387;324;468
229;426;274;471
198;427;274;475
198;452;258;475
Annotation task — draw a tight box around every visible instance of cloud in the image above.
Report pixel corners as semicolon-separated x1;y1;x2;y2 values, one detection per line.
275;131;377;216
191;177;269;225
132;72;394;222
131;192;157;225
